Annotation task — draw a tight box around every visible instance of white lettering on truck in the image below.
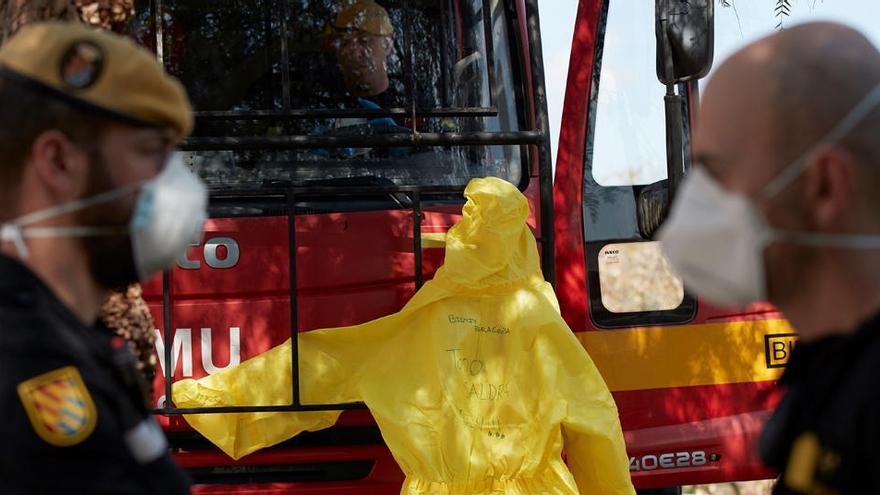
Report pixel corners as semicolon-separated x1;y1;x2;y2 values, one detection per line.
153;327;241;408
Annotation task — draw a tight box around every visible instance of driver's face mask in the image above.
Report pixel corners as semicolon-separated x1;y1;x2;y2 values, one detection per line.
658;82;880;307
0;153;208;281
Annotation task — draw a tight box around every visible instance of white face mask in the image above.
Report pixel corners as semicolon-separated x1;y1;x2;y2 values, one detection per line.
658;82;880;307
0;153;207;282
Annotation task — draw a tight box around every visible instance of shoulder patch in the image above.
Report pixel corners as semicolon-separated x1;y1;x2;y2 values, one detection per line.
17;366;97;447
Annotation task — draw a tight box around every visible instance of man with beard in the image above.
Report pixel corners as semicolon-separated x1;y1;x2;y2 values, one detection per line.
0;22;206;494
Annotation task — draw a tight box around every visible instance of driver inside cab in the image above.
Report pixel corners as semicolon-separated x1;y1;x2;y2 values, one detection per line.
327;0;394;98
314;0;410;157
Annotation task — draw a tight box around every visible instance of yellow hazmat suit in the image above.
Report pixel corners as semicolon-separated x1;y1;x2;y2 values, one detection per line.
172;177;635;495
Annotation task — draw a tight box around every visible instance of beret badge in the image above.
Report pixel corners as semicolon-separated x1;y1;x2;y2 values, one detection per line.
59;40;104;90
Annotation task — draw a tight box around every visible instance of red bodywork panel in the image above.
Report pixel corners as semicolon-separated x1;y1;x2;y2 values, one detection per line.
144;0;544;487
145;182;542;492
143;0;785;490
552;0;783;488
144;209;449;490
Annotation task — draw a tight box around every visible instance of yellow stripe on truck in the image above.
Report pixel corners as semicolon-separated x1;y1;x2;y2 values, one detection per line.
578;319;796;392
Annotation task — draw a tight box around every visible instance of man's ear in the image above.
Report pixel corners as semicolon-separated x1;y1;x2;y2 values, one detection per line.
29;130;91;202
804;147;856;231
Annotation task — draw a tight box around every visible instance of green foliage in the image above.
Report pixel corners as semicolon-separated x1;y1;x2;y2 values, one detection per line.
775;0;792;29
718;0;795;31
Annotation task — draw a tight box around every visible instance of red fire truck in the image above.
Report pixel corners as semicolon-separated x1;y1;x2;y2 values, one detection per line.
132;0;861;492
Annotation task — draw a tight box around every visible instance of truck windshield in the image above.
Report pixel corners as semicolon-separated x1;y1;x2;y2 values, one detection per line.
131;0;526;190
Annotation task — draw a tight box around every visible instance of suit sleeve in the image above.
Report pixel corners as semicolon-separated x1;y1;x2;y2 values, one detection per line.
172;314;396;460
542;321;636;495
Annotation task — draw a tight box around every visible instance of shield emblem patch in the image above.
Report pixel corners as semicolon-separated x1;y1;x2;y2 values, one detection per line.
17;367;97;447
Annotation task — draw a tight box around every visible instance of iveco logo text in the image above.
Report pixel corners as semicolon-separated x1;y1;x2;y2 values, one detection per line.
178;237;240;269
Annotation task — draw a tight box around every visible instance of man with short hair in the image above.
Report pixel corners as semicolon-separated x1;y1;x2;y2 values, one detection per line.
660;22;880;493
314;0;414;159
0;21;205;493
326;0;395;98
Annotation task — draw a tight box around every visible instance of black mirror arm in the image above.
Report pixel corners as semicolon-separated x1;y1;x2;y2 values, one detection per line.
664;84;686;201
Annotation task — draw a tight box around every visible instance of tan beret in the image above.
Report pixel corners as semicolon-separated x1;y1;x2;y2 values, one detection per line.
0;21;192;137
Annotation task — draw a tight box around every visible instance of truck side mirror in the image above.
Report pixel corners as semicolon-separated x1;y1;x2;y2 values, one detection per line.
655;0;714;85
652;0;713;220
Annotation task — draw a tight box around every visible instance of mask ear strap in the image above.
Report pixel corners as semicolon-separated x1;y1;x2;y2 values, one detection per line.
0;181;143;259
11;182;142;228
778;231;880;249
761;82;880;200
0;223;126;258
0;224;29;258
18;226;126;238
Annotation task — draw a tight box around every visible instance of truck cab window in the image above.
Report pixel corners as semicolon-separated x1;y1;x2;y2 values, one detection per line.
590;3;665;188
583;0;693;326
581;0;880;327
132;0;527;191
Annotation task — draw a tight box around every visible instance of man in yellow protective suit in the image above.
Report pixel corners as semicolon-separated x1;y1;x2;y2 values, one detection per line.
173;177;635;495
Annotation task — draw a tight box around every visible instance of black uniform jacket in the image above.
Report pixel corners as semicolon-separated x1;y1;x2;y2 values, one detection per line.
0;255;190;494
760;311;880;494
